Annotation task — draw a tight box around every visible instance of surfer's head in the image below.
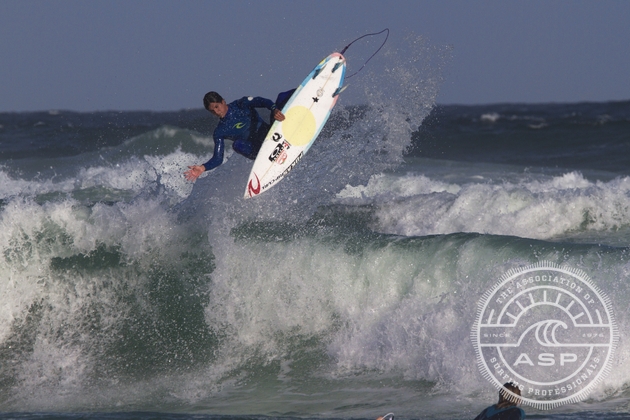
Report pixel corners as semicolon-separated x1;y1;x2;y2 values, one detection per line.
203;91;223;108
496;382;522;408
203;91;228;118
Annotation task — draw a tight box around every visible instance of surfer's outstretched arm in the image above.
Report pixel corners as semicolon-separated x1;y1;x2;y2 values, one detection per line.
184;137;225;182
184;165;205;182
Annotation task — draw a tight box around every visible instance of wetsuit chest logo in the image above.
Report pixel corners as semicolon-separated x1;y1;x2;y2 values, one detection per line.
234;122;246;129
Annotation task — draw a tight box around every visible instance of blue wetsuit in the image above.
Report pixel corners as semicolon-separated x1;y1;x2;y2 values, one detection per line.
201;89;296;171
473;405;525;420
202;96;275;171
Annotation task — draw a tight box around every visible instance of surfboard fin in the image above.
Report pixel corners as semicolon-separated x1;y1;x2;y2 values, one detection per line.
312;64;327;80
333;85;348;97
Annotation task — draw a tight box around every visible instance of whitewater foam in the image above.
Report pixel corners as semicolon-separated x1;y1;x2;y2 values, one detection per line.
336;170;630;242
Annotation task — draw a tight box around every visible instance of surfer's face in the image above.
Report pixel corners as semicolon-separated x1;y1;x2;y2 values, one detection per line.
207;100;228;118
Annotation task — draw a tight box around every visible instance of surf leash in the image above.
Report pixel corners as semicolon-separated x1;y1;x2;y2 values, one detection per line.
340;28;389;79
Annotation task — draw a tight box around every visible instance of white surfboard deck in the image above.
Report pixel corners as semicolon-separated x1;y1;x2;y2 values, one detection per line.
244;52;346;199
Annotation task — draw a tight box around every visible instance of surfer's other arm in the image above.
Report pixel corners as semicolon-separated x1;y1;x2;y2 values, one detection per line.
272;108;285;121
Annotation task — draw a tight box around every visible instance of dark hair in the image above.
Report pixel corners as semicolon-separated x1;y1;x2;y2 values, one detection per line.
203;91;224;110
497;382;521;408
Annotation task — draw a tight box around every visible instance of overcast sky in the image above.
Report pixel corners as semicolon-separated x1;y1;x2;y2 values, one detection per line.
1;0;629;112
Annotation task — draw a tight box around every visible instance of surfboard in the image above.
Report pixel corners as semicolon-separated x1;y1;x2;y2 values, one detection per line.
244;52;347;199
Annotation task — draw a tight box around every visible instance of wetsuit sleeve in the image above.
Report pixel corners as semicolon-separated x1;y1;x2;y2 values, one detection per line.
236;96;275;110
201;136;225;171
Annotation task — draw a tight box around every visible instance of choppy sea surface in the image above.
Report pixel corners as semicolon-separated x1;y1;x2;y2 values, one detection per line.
2;51;630;420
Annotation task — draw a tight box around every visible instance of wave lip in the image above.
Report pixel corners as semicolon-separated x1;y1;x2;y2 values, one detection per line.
336;170;630;243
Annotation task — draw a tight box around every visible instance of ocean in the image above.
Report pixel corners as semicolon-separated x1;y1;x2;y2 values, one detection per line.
2;87;630;420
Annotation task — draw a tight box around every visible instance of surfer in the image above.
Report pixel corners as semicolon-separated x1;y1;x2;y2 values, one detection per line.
473;383;525;420
184;90;294;182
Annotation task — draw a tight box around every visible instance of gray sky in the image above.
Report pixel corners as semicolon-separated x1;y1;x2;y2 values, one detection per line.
1;0;629;112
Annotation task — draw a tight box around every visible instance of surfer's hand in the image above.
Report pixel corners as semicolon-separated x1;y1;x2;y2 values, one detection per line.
184;165;205;182
272;109;285;121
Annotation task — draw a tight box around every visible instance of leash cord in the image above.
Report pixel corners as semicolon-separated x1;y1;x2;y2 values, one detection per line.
340;28;389;79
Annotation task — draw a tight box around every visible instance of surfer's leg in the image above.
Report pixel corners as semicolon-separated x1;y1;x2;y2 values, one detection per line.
275;89;296;110
233;139;260;160
270;89;296;124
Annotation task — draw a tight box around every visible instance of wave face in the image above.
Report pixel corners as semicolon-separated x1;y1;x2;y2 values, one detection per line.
1;42;630;418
